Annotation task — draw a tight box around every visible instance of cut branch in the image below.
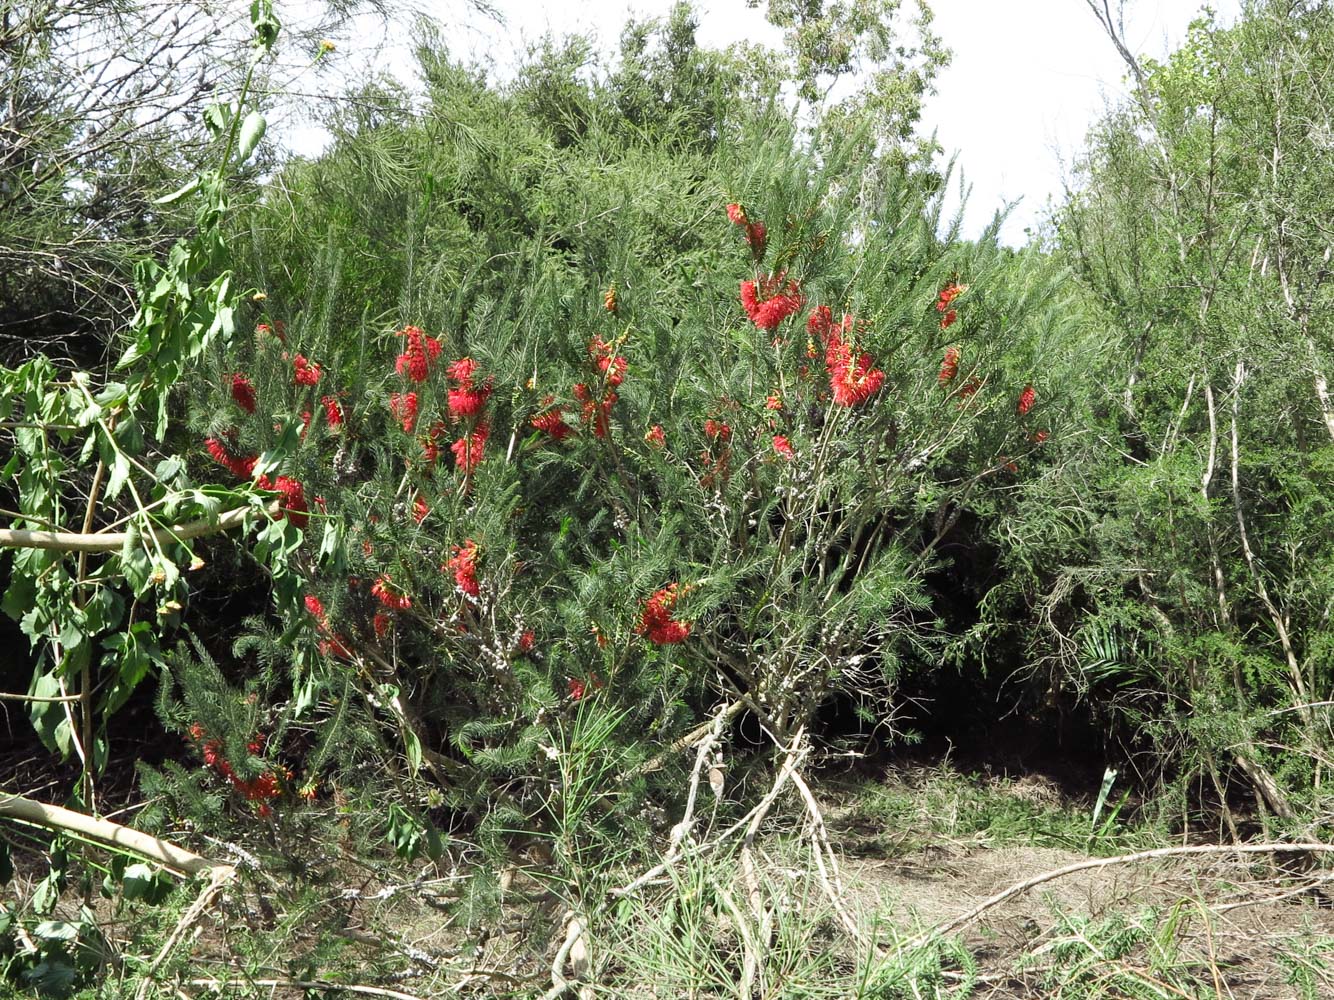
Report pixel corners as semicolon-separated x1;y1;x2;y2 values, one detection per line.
0;502;270;552
0;791;220;877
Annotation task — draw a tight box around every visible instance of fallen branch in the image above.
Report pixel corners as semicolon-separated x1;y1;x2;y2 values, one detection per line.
136;864;236;1000
0;503;269;553
187;979;426;1000
0;791;219;877
896;841;1334;954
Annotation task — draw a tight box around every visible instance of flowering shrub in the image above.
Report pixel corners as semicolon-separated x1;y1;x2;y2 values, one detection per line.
159;54;1077;852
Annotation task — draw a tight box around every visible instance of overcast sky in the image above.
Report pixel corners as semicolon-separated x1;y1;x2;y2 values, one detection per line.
282;0;1241;244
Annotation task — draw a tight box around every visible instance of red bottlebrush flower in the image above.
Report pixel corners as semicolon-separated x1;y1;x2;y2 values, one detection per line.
451;424;488;472
394;326;443;383
205;437;257;480
808;305;833;340
448;385;491;419
704;418;731;443
1032;429;1050;444
230;374;257;413
373;612;391;638
304;594;326;621
445;356;493;418
318;634;353;660
824;329;884;407
255;322;273;338
636;584;692;645
292;354;322;387
765;394;783;411
726;202;747;225
589;337;627;388
188;722;205;742
202;739;224;769
568;674;605;701
644;424;665;448
370;576;411;610
938;346;960;387
259;474;309;529
247;733;265;756
1017;384;1036;416
446;356;478;385
604;284;618;314
740;273;803;332
773;434;794;459
517;629;536;653
956;376;982;405
413;495;430;524
321;395;344;428
936;283;966;312
744;220;767;260
446;540;480;598
389;391;419;433
420;420;446;463
574;383;617;438
939;309;957;330
532;401;574;441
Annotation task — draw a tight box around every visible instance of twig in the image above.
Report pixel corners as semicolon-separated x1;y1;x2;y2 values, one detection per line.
629;700;743;777
895;841;1334;954
136;864;236;1000
789;767;864;945
666;704;727;858
611;729;807;899
541;911;586;1000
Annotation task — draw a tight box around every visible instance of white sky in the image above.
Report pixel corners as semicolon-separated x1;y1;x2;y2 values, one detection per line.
281;0;1241;244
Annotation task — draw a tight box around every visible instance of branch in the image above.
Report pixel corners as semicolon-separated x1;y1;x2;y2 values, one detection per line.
0;791;220;877
0;502;271;553
896;841;1334;954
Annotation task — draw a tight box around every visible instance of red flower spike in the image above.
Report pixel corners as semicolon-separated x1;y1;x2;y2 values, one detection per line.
1017;385;1036;416
773;435;794;460
413;495;430;524
938;346;960;387
292;354;322;387
532;402;574;441
321;395;344;427
636;584;692;645
740;273;803;332
394;326;442;383
230;374;257;413
822;322;884;408
726;203;747;225
370;576;411;611
446;540;480;598
389;392;419;433
644;424;665;448
518;629;535;653
451;425;488;472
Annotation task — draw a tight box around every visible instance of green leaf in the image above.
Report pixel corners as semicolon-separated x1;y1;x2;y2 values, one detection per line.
2;574;37;622
235;112;267;164
104;453;131;502
153;176;201;205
